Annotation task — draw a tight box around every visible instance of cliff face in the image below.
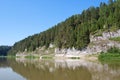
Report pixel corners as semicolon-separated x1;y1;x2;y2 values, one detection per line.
87;29;120;54
55;29;120;56
16;29;120;57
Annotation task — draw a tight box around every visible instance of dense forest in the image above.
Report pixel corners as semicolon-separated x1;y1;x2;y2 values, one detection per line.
0;46;11;56
8;0;120;55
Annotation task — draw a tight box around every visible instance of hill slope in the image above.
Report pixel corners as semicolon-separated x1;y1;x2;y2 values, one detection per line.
8;0;120;55
0;46;11;56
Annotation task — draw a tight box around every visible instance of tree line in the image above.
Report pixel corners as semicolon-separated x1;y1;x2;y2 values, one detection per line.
0;46;11;56
8;0;120;55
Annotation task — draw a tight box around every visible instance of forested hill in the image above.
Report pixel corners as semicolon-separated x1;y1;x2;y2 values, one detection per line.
0;46;11;56
8;0;120;55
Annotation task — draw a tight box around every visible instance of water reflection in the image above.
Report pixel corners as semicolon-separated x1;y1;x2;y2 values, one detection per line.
0;58;120;80
11;59;91;80
0;58;9;67
10;58;120;80
0;58;26;80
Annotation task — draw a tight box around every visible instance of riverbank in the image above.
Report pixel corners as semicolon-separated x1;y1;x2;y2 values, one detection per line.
12;29;120;61
99;53;120;62
98;47;120;62
15;52;99;62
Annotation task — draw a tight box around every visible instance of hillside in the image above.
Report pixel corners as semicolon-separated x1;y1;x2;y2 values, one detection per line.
8;0;120;55
0;46;11;56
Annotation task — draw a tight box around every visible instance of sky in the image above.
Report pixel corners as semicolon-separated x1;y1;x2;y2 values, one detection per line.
0;0;108;46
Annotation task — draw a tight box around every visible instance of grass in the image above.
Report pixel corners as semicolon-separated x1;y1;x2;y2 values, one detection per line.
41;56;53;59
109;37;120;42
25;55;39;59
41;54;54;59
98;47;120;62
98;53;120;61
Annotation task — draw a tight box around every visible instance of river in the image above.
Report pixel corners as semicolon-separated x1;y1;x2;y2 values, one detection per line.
0;58;120;80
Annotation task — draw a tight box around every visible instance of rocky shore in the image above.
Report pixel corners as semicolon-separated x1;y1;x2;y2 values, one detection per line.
16;29;120;59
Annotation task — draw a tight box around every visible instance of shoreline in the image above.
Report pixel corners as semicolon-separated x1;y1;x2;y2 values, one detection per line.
54;53;98;61
15;53;99;62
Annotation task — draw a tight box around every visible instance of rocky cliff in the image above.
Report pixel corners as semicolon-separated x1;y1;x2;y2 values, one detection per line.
16;29;120;57
87;29;120;54
55;29;120;57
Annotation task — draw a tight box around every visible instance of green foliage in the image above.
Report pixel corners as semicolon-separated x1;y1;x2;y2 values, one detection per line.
107;47;120;54
0;46;11;56
25;55;39;59
99;47;120;62
8;0;120;55
41;55;53;59
99;53;120;61
110;37;120;42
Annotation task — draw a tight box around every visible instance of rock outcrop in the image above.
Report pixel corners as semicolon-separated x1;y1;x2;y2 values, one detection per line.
55;29;120;56
16;29;120;57
87;29;120;54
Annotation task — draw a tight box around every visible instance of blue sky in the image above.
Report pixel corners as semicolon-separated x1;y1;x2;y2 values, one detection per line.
0;0;108;46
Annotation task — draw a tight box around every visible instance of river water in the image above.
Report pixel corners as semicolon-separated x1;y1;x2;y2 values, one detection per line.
0;58;120;80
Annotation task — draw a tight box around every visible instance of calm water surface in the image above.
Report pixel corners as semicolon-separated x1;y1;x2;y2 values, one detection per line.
0;58;120;80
